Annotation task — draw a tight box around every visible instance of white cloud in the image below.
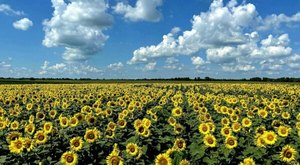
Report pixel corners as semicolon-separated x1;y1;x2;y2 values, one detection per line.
13;18;33;31
113;0;162;22
251;34;292;58
222;64;255;72
144;62;156;71
39;61;102;76
258;12;300;31
191;56;205;66
287;54;300;69
43;0;113;61
129;0;258;64
107;62;124;70
164;57;183;70
0;4;24;15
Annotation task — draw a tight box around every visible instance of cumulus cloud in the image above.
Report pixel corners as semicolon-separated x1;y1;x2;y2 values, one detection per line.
191;56;205;66
128;0;298;76
258;12;300;30
164;57;183;70
0;4;24;15
144;62;156;71
39;61;102;76
107;62;124;70
129;0;258;64
222;64;255;72
113;0;162;22
13;18;33;30
43;0;113;61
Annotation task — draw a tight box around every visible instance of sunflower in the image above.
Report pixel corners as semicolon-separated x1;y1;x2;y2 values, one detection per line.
296;122;300;130
84;128;100;143
126;143;139;156
172;107;183;117
155;153;172;165
230;114;239;122
179;159;190;165
203;134;217;148
134;119;143;130
107;122;117;131
142;129;151;138
277;126;290;137
242;118;252;127
0;120;6;130
6;131;22;143
224;135;238;149
86;115;97;125
36;112;45;121
280;145;297;163
174;124;184;134
74;113;85;122
239;157;255;165
262;131;277;145
281;111;291;119
43;122;53;134
29;115;35;123
26;103;33;111
136;125;146;136
254;135;266;148
70;137;83;151
9;138;24;154
221;126;232;137
255;125;266;135
198;123;210;135
60;151;78;165
34;130;47;145
106;144;123;165
258;109;268;119
59;116;69;128
117;119;127;129
25;123;35;135
221;117;230;126
232;122;241;132
173;138;186;151
271;120;281;128
10;121;20;130
106;153;123;165
142;118;151;128
105;129;116;139
69;117;79;127
23;137;34;152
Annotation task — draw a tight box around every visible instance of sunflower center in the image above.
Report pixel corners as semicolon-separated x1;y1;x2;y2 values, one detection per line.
130;147;135;153
267;135;274;141
284;150;292;158
73;141;80;147
88;133;95;139
227;139;234;145
177;141;183;148
16;141;23;149
225;129;229;134
138;127;144;133
158;158;168;165
66;155;74;163
111;156;120;165
281;129;287;134
38;134;45;141
207;138;214;144
202;126;208;132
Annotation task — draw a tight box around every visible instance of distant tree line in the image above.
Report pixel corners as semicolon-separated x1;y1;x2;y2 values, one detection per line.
0;77;299;82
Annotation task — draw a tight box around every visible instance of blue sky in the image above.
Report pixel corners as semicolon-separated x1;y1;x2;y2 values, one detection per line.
0;0;300;79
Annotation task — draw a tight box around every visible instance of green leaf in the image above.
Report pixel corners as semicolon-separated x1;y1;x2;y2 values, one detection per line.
0;156;6;164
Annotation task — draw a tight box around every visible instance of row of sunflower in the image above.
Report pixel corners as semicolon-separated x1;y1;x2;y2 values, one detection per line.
0;83;299;165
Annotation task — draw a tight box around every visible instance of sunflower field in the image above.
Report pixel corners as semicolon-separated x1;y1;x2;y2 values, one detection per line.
0;83;299;165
